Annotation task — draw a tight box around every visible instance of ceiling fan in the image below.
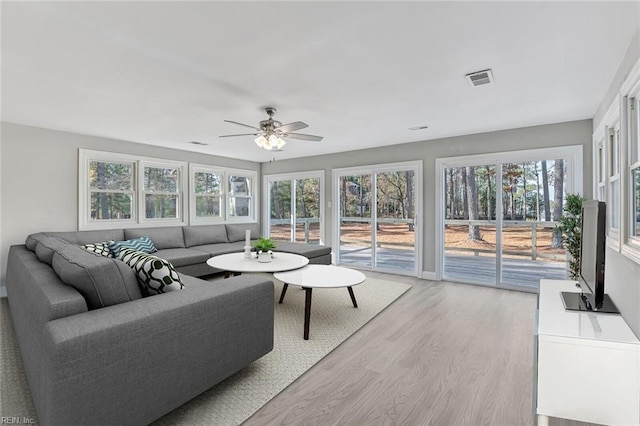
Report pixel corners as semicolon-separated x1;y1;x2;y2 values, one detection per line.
220;107;323;151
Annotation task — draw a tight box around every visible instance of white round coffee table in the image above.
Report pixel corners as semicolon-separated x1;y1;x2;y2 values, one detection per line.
274;265;366;340
206;252;309;275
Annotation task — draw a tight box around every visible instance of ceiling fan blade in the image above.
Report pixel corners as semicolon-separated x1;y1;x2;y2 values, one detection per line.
276;121;308;133
219;133;260;138
285;133;323;142
223;120;262;131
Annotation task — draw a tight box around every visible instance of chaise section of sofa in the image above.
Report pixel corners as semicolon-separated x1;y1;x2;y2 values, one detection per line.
7;229;274;425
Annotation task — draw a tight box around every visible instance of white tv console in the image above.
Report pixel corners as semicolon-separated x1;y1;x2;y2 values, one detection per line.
535;279;640;425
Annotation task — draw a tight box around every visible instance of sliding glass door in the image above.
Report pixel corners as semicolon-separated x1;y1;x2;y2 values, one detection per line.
438;147;582;291
338;174;373;267
334;161;421;276
264;172;323;244
443;164;498;285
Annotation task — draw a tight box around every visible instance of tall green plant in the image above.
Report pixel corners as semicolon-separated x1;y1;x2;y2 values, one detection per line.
555;194;584;279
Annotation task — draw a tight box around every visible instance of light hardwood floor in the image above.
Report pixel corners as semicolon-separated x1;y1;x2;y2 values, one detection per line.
245;272;594;426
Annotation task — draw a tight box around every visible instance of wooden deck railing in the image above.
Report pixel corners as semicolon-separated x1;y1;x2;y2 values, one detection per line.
270;217;320;243
444;219;563;261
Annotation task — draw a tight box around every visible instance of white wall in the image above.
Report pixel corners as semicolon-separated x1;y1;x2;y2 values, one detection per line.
0;122;261;292
593;26;640;337
262;119;593;278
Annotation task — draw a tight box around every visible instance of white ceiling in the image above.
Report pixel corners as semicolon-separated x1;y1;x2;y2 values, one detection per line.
2;1;638;163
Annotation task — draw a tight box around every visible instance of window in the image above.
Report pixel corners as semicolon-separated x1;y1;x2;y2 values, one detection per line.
88;159;135;222
596;96;621;250
596;139;606;202
142;163;181;220
608;124;621;233
188;164;257;224
624;79;640;261
598;56;640;264
191;167;223;221
228;173;253;220
80;150;186;229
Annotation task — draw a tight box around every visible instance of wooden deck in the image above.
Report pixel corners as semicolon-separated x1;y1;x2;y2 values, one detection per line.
339;246;415;272
338;245;567;289
444;253;567;289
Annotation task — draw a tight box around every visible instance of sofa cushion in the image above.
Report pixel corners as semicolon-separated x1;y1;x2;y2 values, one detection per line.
124;227;185;249
190;241;246;257
225;223;260;243
34;236;71;265
108;236;157;257
45;229;126;246
118;248;184;295
51;244;142;310
152;248;210;268
25;232;48;251
83;241;115;258
183;225;228;247
270;241;331;258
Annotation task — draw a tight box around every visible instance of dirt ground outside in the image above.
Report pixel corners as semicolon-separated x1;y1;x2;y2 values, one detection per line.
270;222;566;262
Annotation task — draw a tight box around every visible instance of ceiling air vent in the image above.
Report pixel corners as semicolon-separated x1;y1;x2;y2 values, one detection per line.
408;125;429;131
465;69;495;87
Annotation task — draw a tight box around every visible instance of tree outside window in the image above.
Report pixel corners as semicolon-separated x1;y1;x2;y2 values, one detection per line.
89;161;134;221
144;166;180;219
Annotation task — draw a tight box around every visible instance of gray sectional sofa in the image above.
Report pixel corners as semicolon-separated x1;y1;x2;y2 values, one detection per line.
6;223;331;426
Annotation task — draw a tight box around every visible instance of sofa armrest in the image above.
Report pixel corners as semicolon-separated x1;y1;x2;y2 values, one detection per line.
7;245;88;326
39;275;274;426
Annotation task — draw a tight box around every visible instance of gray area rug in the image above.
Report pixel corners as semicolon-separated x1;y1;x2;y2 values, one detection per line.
1;275;410;425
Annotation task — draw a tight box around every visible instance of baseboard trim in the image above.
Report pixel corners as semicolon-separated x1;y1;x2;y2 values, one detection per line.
421;271;438;280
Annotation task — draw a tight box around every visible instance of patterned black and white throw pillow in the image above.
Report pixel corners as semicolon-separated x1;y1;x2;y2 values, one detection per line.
118;248;184;295
83;241;115;258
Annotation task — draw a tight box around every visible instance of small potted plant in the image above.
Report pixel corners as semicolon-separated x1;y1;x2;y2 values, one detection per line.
254;237;276;263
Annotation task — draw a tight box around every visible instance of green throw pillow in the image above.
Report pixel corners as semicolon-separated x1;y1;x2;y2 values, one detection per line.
118;248;184;295
108;236;157;257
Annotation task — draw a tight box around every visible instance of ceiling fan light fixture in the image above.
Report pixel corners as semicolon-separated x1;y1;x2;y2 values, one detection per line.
222;107;322;150
255;135;268;148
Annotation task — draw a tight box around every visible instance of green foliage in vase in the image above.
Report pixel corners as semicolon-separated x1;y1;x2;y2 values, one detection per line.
555;193;584;280
254;237;276;252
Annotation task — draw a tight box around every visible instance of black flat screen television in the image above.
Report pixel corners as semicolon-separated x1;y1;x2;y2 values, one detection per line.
561;200;620;314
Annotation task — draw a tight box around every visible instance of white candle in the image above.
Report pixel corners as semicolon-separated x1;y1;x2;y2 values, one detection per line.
245;229;251;247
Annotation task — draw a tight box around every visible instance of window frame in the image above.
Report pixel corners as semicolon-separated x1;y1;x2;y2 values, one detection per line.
262;170;325;245
620;58;640;263
139;159;187;224
188;163;258;225
226;169;258;223
80;150;188;230
189;164;225;225
80;151;137;228
596;96;621;250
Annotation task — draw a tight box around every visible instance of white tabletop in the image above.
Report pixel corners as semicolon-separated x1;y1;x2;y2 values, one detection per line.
538;279;639;345
206;252;309;273
274;265;366;288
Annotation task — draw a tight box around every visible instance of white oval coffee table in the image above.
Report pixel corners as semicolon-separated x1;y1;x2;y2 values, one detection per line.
207;252;309;275
274;265;366;340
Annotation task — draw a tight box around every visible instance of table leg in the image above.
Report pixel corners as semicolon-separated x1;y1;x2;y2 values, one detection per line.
348;286;358;308
304;287;312;340
278;283;289;304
